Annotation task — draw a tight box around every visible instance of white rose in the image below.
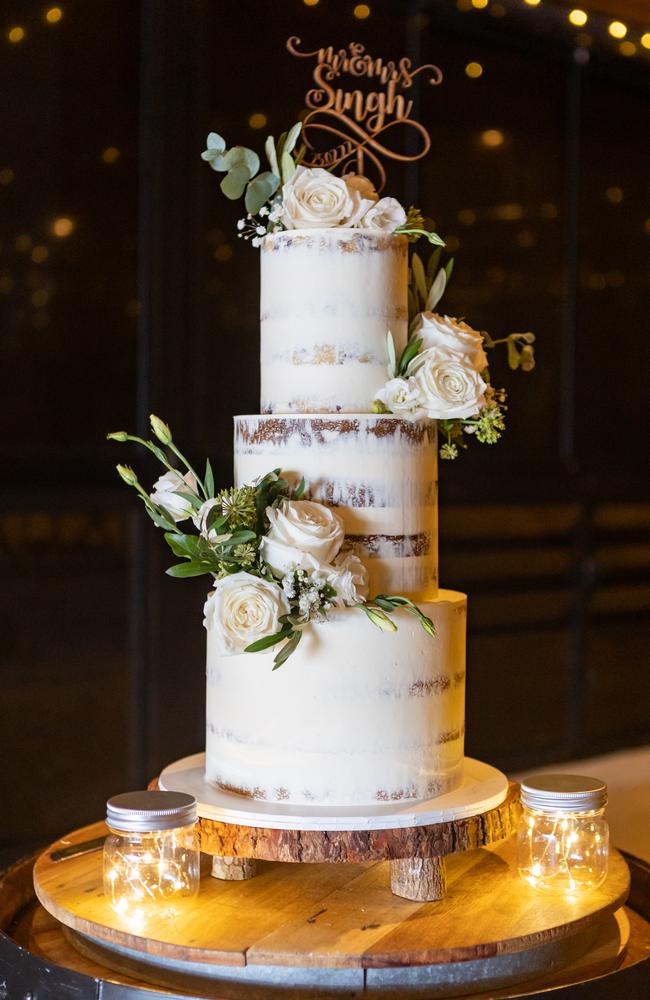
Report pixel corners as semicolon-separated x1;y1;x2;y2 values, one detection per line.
259;535;324;579
203;572;290;654
361;196;407;233
281;166;354;229
343;173;378;226
410;347;487;419
149;469;198;523
328;552;369;606
264;499;344;565
411;312;488;372
374;376;424;419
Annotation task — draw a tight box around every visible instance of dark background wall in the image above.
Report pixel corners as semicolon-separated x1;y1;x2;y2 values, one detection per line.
1;0;649;859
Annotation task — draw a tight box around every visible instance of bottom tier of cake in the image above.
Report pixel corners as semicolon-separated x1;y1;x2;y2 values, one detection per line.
205;589;467;806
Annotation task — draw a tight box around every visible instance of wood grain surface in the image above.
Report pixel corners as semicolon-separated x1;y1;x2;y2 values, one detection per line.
149;776;521;863
32;820;631;970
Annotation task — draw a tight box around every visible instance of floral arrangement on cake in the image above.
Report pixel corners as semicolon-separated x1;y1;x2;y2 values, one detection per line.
109;416;435;669
373;246;536;459
201;122;443;247
202;122;536;461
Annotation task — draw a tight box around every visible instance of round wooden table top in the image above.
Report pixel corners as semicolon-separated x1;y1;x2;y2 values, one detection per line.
33;820;631;971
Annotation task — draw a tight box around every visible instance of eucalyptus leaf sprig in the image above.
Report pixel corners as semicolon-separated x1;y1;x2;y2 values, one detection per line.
395;207;446;248
356;595;437;637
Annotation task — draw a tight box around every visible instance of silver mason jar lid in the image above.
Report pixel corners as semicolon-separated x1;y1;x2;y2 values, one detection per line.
520;773;607;813
106;791;198;832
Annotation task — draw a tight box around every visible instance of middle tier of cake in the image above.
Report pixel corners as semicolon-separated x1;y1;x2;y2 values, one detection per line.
235;413;438;600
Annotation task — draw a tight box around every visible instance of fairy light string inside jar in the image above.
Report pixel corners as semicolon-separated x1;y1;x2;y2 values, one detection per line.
103;790;200;926
517;773;609;896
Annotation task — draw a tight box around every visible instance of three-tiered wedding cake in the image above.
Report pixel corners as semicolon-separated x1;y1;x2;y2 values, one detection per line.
204;228;467;806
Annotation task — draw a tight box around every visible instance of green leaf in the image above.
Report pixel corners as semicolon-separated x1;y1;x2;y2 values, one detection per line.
174;490;202;512
294;144;307;167
273;628;302;670
164;532;200;559
245;171;280;215
245;627;293;653
221;165;252;200
293;477;305;500
445;257;454;282
407;286;419;324
280;150;296;184
275;130;288;162
372;399;390;414
507;336;521;370
165;561;213;578
426;268;446;312
223;146;260;177
411;252;427;308
386;330;397;378
426;246;442;283
399;337;423;376
372;596;396;612
264;135;279;176
284;121;303;155
204;458;214;498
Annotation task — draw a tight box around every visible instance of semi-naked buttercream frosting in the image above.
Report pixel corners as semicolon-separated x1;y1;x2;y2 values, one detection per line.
260;229;408;414
234;414;438;600
205;592;466;805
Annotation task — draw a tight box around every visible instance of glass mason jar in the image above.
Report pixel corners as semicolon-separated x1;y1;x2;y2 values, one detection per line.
103;790;200;925
517;774;609;895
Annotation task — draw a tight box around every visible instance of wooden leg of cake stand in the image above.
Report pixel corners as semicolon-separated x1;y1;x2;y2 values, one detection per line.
211;856;257;881
390;856;447;901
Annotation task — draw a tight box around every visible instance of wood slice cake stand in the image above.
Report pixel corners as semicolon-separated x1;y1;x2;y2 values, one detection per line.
156;753;517;901
31;821;634;998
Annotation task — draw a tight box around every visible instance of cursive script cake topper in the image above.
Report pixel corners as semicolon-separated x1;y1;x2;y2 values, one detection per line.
287;36;443;192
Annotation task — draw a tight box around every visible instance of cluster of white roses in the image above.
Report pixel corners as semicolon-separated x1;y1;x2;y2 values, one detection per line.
375;312;489;421
278;165;407;233
204;498;368;656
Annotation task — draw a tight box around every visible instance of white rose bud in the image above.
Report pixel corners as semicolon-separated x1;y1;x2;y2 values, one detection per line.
203;572;290;654
411;312;488;373
374;376;424;418
342;173;378;227
361;196;407;233
149;468;198;523
328;552;369;606
264;499;344;565
410;346;487;420
281;166;355;230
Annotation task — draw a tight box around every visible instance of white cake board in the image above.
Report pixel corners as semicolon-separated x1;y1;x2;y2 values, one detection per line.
159;753;508;832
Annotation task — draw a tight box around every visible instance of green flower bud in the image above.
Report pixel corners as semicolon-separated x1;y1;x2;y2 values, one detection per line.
107;431;129;442
150;414;173;445
116;464;139;486
366;607;398;632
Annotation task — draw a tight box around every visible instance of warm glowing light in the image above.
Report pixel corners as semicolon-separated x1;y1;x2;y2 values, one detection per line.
445;235;461;252
248;112;267;130
102;146;120;164
45;6;63;23
353;3;371;18
619;41;636;56
516;230;536;247
605;186;623;204
214;244;233;261
458;209;476;225
31;245;49;263
471;0;488;9
490;3;506;16
465;61;483;78
568;9;587;27
52;216;74;237
523;0;541;6
644;219;650;235
608;21;627;39
8;26;26;43
457;0;473;9
0;168;14;185
481;128;505;148
0;274;14;294
641;33;650;50
540;202;558;219
15;234;32;253
31;289;49;308
494;203;523;220
303;0;319;5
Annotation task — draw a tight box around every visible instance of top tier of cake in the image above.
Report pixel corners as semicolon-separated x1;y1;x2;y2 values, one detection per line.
260;228;408;414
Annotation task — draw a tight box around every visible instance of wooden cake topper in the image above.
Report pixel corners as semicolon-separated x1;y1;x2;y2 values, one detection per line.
287;37;443;191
